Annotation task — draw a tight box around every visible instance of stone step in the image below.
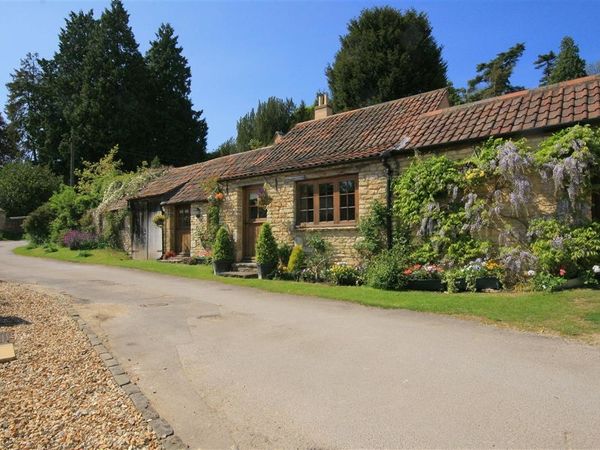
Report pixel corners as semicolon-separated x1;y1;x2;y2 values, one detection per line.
232;262;258;272
218;271;258;279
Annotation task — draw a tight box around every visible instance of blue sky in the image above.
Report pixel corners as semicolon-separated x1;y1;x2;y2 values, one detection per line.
0;0;598;151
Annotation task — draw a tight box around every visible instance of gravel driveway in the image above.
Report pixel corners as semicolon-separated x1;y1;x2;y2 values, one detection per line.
2;240;600;449
0;282;160;449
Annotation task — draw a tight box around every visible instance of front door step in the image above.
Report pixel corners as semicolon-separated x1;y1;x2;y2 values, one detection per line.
218;271;258;279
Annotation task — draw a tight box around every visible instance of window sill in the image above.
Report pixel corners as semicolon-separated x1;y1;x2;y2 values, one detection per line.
294;224;358;231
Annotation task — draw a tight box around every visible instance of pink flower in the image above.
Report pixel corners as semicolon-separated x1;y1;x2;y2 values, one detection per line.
559;268;567;277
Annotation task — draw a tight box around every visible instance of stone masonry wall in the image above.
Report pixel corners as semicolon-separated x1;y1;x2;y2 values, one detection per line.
187;132;570;264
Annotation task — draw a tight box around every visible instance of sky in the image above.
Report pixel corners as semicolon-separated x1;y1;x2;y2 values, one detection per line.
0;0;599;151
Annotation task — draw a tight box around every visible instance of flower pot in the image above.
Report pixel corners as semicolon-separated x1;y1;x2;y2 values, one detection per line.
213;260;232;275
453;278;467;292
406;279;446;291
557;277;585;291
257;261;276;280
475;276;502;291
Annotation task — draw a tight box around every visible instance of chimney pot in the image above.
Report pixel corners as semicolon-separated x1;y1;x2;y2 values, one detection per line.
314;93;333;120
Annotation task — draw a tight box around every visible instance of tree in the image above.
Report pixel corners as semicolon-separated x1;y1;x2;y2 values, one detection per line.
5;53;45;162
466;43;525;101
45;10;98;179
547;37;587;84
214;137;238;157
534;51;556;86
235;97;307;152
72;0;152;171
587;60;600;76
0;161;61;216
326;7;447;111
0;113;18;163
145;23;208;166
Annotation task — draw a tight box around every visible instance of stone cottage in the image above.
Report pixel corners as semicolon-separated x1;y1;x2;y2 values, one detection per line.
125;75;600;262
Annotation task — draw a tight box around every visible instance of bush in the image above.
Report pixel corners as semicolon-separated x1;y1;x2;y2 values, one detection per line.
255;223;278;266
212;227;234;262
277;243;293;267
0;161;61;216
355;200;388;259
23;203;55;245
287;245;305;274
328;264;362;286
365;249;407;290
305;234;334;281
532;272;565;292
62;230;98;250
48;185;95;243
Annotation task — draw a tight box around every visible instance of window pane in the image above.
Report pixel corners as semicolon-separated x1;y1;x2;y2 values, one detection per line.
250;206;258;219
298;183;315;224
258;207;267;219
338;179;356;222
319;183;334;222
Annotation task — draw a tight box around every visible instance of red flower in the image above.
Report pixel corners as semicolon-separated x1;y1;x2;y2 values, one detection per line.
403;268;413;275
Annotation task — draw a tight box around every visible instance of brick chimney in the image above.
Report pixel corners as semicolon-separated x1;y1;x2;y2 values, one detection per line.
315;93;333;120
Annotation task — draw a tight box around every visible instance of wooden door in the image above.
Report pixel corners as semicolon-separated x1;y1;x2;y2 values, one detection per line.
175;205;191;255
243;186;267;259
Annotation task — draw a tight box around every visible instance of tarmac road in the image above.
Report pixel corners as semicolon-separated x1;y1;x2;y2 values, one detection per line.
2;240;600;449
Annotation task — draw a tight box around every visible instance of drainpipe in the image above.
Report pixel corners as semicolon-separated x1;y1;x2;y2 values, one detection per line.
379;137;410;250
380;150;394;250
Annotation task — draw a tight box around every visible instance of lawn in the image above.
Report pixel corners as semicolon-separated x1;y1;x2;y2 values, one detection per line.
14;245;600;339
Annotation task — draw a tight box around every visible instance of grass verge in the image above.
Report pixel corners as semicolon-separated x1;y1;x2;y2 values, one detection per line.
14;245;600;338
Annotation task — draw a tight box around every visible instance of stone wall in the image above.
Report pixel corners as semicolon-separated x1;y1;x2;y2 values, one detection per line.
182;131;576;264
216;160;388;264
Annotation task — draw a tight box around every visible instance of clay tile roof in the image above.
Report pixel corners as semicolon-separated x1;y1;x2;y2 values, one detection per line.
132;75;600;204
410;75;600;149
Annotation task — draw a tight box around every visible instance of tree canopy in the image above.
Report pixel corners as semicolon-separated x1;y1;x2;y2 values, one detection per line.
466;43;525;101
4;0;207;182
229;96;311;154
0;161;61;216
326;6;447;111
547;37;587;85
145;23;208;166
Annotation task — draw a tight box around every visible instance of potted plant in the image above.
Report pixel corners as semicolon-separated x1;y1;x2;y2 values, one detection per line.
212;227;233;274
403;263;446;291
463;259;503;291
255;223;278;279
152;213;166;227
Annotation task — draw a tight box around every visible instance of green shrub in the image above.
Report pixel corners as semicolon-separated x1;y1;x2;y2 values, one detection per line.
48;185;94;243
365;249;407;291
287;245;305;273
43;242;58;253
531;272;565;292
0;161;61;216
256;223;278;266
355;200;388;259
305;234;333;281
328;264;362;286
212;227;234;262
277;242;293;266
23;203;56;245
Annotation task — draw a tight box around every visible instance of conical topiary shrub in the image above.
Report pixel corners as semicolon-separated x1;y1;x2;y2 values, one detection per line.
212;226;234;274
255;223;278;279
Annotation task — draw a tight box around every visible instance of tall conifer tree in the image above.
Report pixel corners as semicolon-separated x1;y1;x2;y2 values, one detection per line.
73;0;151;170
145;23;207;166
547;37;587;84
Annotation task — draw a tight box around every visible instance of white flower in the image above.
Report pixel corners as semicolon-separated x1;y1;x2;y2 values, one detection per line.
593;265;600;274
526;270;536;277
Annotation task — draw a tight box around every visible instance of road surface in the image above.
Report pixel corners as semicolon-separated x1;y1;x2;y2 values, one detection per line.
1;241;599;449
